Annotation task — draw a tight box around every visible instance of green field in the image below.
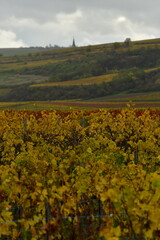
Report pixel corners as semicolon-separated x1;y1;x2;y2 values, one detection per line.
0;74;48;86
88;91;160;102
0;96;160;111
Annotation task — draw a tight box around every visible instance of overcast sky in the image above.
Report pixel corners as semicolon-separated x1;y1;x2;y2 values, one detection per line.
0;0;159;48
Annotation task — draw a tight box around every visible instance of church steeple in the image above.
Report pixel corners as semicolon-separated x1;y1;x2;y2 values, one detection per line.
72;37;76;47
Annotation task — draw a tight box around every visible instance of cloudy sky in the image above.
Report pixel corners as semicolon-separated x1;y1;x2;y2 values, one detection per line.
0;0;159;48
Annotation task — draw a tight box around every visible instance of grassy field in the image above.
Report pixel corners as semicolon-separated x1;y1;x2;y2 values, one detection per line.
0;88;11;97
0;74;48;86
0;101;82;111
0;98;159;111
88;91;160;102
0;89;159;111
30;73;116;87
0;59;64;71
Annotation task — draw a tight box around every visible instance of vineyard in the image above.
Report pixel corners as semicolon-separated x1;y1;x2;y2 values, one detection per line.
0;107;160;239
0;38;160;102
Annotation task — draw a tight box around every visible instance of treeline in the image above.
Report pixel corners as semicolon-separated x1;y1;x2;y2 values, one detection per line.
1;68;160;101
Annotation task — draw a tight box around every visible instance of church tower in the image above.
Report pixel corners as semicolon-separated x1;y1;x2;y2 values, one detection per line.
72;37;76;47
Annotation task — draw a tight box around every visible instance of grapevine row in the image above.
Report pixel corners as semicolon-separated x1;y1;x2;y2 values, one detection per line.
0;108;159;239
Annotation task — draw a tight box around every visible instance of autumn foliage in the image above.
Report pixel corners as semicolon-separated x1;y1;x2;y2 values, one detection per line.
0;107;160;239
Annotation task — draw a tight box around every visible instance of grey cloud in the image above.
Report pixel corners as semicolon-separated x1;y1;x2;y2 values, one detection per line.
0;0;159;47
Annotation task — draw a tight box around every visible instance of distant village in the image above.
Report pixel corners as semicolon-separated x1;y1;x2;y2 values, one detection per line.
28;38;76;50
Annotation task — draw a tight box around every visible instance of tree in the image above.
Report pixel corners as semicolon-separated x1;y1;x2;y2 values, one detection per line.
124;38;131;47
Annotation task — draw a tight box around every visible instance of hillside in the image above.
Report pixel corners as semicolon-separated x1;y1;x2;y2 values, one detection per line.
0;46;62;56
0;38;160;102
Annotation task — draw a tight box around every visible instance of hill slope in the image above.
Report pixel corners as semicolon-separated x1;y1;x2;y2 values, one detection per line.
0;38;160;102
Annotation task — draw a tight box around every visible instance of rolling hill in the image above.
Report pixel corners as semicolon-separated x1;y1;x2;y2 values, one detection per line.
0;38;160;103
